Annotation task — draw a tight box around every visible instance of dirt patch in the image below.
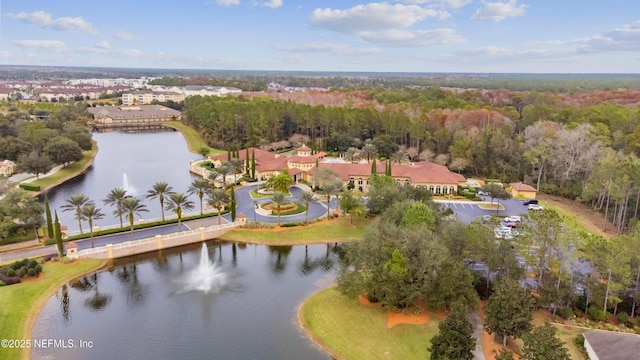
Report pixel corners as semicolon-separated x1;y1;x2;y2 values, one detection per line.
537;193;615;238
358;295;432;328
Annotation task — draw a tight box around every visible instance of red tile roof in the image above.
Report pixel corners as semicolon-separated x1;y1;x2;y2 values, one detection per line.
510;182;537;192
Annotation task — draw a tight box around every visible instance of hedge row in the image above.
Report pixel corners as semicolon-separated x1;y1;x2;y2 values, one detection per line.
19;183;41;191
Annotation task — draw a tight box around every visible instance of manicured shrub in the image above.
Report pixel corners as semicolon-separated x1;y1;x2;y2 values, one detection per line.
27;268;37;277
12;261;21;270
5;268;16;277
21;258;28;266
18;268;27;278
559;307;574;319
27;259;38;269
0;273;21;285
19;183;41;191
34;264;43;274
617;312;630;325
574;334;585;352
0;280;5;286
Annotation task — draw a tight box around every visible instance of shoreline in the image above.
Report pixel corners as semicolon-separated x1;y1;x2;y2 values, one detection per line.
297;287;344;360
18;259;108;360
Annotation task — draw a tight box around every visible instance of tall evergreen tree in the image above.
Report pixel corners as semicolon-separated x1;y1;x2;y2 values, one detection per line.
371;160;377;175
485;278;535;347
227;149;231;161
245;148;250;173
521;324;570;360
251;150;256;179
45;194;53;239
230;187;236;222
428;303;476;360
54;211;63;257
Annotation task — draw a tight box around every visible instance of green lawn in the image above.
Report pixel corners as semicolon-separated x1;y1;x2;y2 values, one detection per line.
23;141;97;191
250;188;292;198
164;121;224;156
552;324;587;360
300;288;440;360
219;217;371;244
0;259;107;360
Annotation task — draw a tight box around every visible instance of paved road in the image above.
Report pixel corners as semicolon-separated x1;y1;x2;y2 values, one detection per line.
469;311;486;360
0;223;189;263
436;196;531;224
222;183;335;224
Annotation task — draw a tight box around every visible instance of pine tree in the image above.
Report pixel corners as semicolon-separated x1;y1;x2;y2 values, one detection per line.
428;303;476;360
227;149;231;161
484;278;535;347
521;324;570;360
45;194;54;239
54;211;64;257
385;160;392;176
371;160;377;175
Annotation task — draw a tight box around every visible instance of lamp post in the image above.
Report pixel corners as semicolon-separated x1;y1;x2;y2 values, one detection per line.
253;201;258;222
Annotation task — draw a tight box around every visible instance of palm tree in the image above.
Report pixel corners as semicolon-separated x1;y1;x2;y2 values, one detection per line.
319;179;342;220
121;197;149;240
165;192;195;229
61;193;94;234
103;187;128;228
228;158;243;184
271;192;287;226
187;178;210;215
344;147;359;163
272;169;293;193
146;181;174;221
217;162;233;188
206;189;230;225
361;143;378;163
390;149;409;165
80;204;105;248
299;191;315;225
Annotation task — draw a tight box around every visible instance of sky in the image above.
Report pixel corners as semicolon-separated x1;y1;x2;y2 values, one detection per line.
0;0;639;73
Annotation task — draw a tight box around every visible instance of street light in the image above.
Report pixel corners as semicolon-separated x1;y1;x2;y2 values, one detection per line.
253;201;258;222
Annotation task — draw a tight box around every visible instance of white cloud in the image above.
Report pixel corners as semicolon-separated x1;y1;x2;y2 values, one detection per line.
7;11;97;35
309;3;439;34
95;41;111;50
214;0;241;6
273;42;382;56
360;28;464;46
470;0;527;22
114;31;135;41
578;21;640;52
261;0;283;9
397;0;473;9
13;40;67;53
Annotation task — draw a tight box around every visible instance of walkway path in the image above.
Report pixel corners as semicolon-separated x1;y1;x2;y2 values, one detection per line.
469;310;486;360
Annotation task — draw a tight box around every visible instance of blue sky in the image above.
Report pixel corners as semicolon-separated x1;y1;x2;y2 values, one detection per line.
1;0;639;73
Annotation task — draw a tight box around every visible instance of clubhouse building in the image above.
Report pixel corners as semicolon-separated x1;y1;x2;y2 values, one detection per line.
199;145;466;194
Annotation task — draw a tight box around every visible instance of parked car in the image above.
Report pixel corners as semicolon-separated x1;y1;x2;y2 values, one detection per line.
523;199;539;206
528;204;543;210
477;191;488;196
504;215;521;222
481;215;493;222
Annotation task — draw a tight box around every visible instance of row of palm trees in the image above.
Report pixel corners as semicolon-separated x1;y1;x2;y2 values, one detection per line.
60;178;236;247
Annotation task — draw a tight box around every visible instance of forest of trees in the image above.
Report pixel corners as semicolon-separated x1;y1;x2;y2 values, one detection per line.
183;87;640;232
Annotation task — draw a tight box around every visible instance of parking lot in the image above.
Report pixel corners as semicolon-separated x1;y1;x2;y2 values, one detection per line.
436;195;533;224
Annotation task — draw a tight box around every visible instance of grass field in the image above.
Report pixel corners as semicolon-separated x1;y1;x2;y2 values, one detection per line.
219;217;370;245
0;259;107;360
300;288;440;360
553;325;587;360
164;121;224;156
23;141;97;191
537;193;614;239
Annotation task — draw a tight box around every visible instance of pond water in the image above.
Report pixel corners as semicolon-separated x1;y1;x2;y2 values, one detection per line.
32;241;340;360
44;130;200;232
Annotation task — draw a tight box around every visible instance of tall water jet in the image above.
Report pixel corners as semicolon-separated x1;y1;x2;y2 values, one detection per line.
183;243;228;294
122;173;137;195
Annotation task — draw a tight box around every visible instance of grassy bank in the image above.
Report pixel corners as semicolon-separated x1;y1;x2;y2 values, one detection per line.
0;259;107;360
218;217;370;245
164;121;224;156
300;288;440;360
537;194;613;239
23;141;98;192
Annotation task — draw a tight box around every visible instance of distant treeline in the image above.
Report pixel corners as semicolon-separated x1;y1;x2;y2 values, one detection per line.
2;66;640;93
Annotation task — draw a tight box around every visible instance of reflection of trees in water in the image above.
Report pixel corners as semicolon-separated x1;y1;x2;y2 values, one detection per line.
83;274;112;311
116;263;150;307
297;244;343;276
232;243;237;267
152;252;170;272
57;284;71;324
268;246;293;275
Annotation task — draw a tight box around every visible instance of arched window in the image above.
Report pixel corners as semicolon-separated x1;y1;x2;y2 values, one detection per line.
450;186;456;194
443;186;448;194
429;185;434;193
405;179;410;185
436;186;441;194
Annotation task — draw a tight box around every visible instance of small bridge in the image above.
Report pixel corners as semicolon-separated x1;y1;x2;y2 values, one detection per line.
71;221;240;260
